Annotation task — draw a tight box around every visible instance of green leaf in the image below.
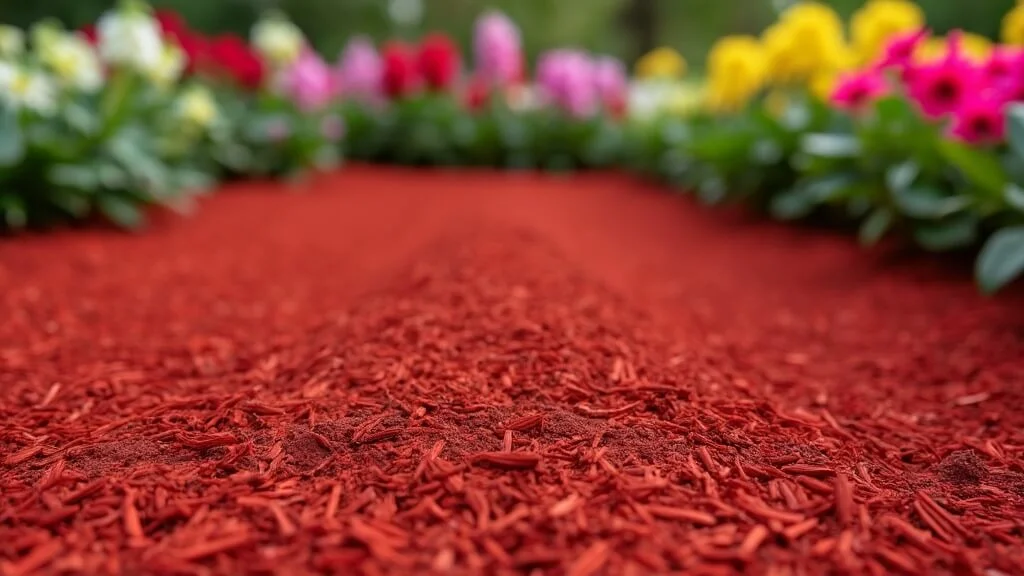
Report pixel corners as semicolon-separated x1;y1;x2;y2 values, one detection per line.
885;160;919;193
859;206;893;246
976;225;1024;294
913;213;979;252
0;108;26;167
1004;184;1024;214
1006;104;1024;160
97;195;144;230
890;186;972;219
48;164;99;191
0;194;27;228
770;186;816;220
937;139;1007;197
800;133;861;159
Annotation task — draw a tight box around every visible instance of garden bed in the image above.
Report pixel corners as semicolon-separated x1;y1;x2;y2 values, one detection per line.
2;168;1022;575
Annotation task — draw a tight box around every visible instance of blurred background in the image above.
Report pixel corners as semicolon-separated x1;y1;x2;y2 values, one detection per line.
1;0;1016;70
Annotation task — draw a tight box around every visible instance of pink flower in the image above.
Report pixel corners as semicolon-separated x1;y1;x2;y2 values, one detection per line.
336;36;382;102
537;49;599;117
982;47;1024;102
830;69;889;111
473;11;523;87
906;31;979;119
876;28;929;71
949;95;1006;144
592;56;628;113
280;48;335;111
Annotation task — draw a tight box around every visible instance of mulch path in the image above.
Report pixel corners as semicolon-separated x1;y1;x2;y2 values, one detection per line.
2;166;1023;576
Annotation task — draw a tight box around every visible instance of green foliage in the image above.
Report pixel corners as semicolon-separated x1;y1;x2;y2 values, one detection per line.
635;91;1024;293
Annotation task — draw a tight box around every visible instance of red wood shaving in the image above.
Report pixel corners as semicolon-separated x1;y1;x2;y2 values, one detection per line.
1;168;1022;574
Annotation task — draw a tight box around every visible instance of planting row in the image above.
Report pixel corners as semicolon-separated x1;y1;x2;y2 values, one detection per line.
2;1;1024;293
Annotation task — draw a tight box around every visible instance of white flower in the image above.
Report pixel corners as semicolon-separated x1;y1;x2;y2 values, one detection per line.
39;33;103;93
147;43;186;89
96;9;164;73
251;14;304;68
0;25;24;59
176;85;217;129
0;64;57;115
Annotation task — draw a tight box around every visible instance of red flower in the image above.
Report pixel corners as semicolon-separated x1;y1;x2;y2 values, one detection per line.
381;42;420;99
207;34;266;91
155;9;188;39
79;24;97;44
464;75;491;111
417;33;459;91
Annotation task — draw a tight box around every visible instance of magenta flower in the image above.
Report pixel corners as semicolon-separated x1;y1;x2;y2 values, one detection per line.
982;47;1024;102
876;28;929;71
536;49;599;117
950;95;1006;145
906;31;979;119
473;10;523;87
280;48;335;112
830;69;889;111
592;56;627;111
336;36;383;102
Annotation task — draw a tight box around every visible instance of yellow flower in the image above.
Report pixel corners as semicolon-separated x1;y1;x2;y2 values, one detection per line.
914;33;992;64
705;35;766;113
147;43;186;89
850;0;925;64
176;85;218;129
762;2;848;85
1003;1;1024;45
636;46;687;80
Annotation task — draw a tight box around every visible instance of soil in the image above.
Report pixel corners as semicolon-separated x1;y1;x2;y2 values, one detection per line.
1;166;1023;575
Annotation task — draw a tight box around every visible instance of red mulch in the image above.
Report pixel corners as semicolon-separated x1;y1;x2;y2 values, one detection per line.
2;166;1023;576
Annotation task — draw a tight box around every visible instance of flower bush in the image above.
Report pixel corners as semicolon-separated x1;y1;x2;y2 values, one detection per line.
3;0;1024;294
636;0;1024;294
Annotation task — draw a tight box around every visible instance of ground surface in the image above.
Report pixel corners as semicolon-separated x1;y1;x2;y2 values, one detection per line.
1;167;1023;576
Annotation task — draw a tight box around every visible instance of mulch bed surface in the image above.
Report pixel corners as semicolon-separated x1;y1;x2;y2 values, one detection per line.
2;167;1023;575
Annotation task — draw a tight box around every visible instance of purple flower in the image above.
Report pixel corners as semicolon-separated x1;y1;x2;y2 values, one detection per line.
536;49;598;117
336;36;382;102
473;11;523;87
280;47;335;111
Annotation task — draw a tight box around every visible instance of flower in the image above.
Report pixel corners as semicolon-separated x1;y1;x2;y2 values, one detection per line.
705;35;766;112
176;84;218;129
1003;1;1024;45
417;33;460;91
907;32;980;118
949;95;1006;144
207;34;265;90
463;75;491;111
874;28;928;71
473;10;523;87
763;2;847;85
536;49;599;117
636;46;687;80
830;69;888;111
37;32;103;93
0;64;57;115
147;42;186;88
336;36;382;102
850;0;924;64
0;25;25;59
381;41;420;99
279;48;335;111
664;83;704;117
251;12;304;69
593;56;628;115
915;33;992;65
96;6;164;73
